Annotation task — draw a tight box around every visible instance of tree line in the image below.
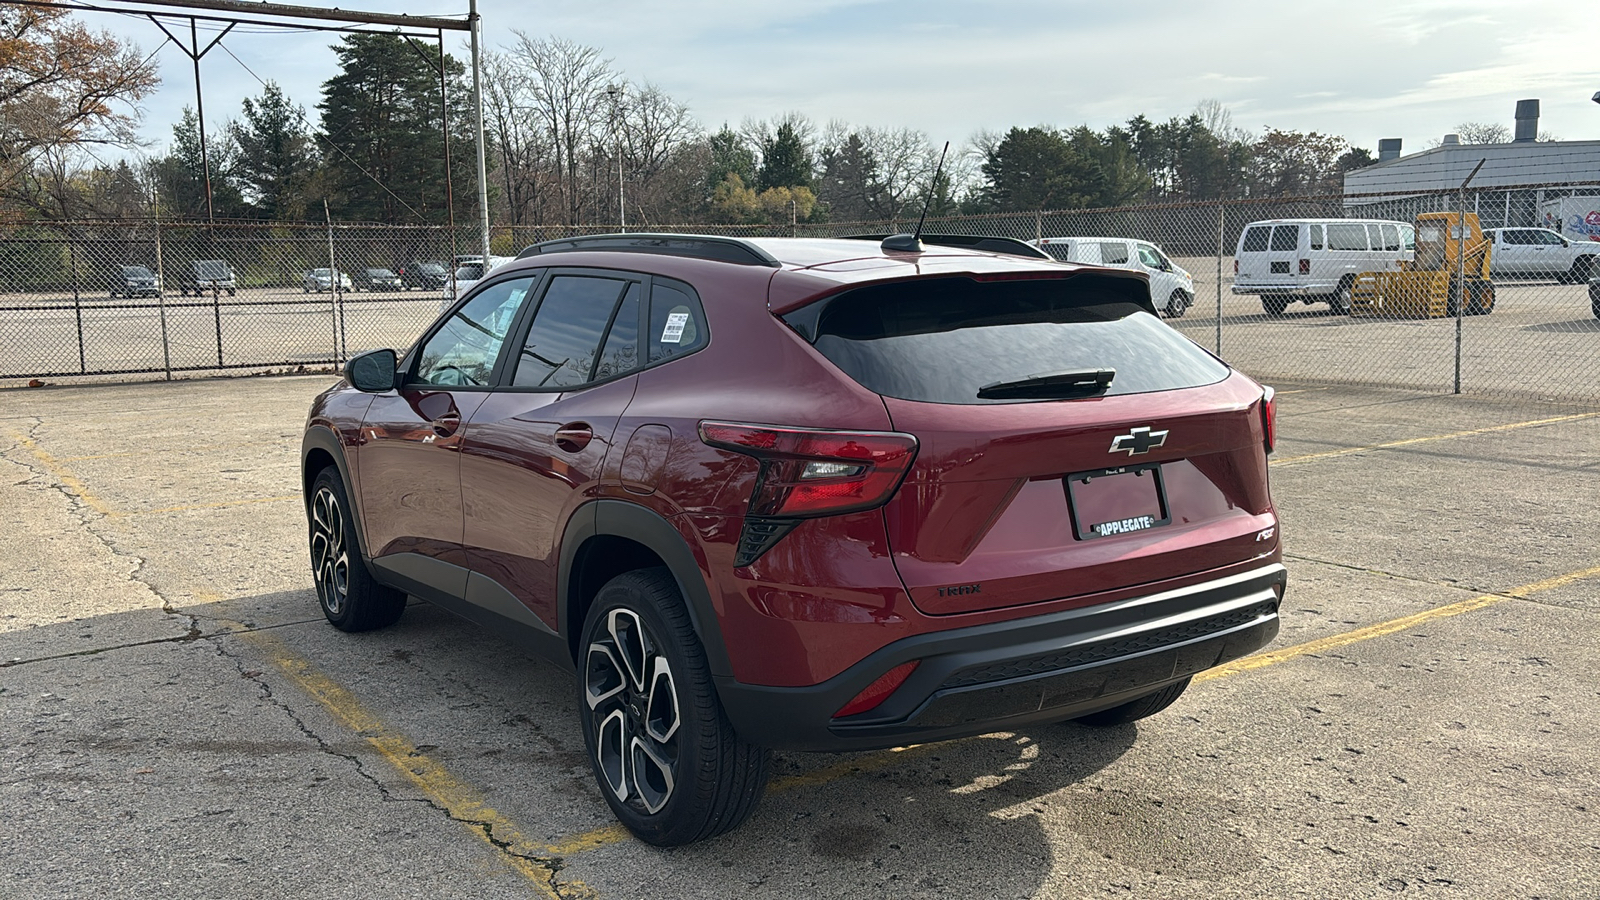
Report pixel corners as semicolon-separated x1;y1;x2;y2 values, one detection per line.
0;9;1520;228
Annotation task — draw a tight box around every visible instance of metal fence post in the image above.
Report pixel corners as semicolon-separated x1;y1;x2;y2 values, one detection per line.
325;200;341;364
1454;159;1486;395
1215;202;1225;356
66;228;85;374
152;215;172;380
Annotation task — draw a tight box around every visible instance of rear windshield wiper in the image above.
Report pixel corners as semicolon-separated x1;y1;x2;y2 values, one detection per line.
976;368;1115;400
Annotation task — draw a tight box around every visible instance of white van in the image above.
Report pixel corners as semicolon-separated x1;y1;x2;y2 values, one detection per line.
1032;237;1196;317
1232;219;1414;315
442;254;515;306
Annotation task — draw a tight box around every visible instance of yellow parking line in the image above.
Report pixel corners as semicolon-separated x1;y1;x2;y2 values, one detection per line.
8;430;117;517
1272;410;1600;465
1196;564;1600;682
237;625;594;900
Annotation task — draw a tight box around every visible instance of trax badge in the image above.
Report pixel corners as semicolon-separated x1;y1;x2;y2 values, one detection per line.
1110;426;1168;455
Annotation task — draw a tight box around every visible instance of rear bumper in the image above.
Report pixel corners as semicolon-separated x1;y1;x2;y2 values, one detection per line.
717;562;1286;751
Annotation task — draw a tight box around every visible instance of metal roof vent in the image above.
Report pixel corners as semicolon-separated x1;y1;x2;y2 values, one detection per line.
1378;138;1402;161
1514;98;1539;143
1442;133;1461;146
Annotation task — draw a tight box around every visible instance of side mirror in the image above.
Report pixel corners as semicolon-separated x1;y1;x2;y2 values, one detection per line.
345;348;398;393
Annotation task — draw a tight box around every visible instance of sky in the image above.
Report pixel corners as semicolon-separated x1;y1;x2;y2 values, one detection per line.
69;0;1600;163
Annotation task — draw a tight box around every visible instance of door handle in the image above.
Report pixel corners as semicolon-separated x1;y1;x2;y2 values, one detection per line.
431;412;461;436
555;423;594;452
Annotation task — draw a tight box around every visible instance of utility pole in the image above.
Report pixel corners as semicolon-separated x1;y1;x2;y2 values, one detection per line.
469;0;491;262
608;84;625;231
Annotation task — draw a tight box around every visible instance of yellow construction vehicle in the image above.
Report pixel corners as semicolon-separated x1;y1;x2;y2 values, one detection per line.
1351;211;1495;318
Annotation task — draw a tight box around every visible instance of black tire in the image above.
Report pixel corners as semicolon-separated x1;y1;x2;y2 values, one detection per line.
1568;256;1595;285
1073;677;1192;727
579;568;769;846
1262;295;1290;316
1590;284;1600;320
227;288;236;296
307;467;406;632
1467;281;1495;316
1165;290;1190;318
1328;279;1353;315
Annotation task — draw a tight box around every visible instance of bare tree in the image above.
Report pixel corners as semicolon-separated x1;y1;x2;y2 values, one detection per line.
618;81;700;225
481;49;549;226
508;34;617;227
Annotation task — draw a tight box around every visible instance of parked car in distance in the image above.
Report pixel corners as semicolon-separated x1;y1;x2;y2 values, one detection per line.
109;265;161;298
178;259;236;296
1485;228;1599;282
400;261;450;290
302;232;1285;846
442;255;514;303
1033;237;1196;317
1232;219;1414;315
353;267;404;291
302;268;353;293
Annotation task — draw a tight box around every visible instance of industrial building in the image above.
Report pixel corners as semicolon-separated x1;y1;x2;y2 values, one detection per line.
1344;100;1600;231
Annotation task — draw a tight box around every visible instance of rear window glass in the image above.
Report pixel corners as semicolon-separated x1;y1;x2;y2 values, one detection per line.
1269;225;1299;251
799;277;1229;405
1307;224;1325;250
1241;227;1269;253
1100;242;1129;264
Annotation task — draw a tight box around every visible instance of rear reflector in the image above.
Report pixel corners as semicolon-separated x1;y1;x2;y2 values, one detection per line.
834;661;919;718
1298;259;1310;275
1233;259;1239;275
1261;386;1277;453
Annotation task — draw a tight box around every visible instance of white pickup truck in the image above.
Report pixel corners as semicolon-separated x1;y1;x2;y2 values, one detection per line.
1485;228;1600;283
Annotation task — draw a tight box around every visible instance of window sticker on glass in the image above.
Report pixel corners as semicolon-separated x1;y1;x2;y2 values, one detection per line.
661;311;690;344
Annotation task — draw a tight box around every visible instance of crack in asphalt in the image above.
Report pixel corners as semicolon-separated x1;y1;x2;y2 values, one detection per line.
216;637;593;899
0;617;326;668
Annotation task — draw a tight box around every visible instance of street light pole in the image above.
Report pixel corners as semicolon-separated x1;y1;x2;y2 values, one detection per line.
607;84;624;232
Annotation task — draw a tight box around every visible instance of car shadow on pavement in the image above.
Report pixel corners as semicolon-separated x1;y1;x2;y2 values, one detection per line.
1521;319;1600;333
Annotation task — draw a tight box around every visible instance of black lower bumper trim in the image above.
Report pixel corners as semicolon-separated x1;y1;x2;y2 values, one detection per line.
716;562;1285;752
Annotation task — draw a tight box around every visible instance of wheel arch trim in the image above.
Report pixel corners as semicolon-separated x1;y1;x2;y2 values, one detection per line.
559;500;733;678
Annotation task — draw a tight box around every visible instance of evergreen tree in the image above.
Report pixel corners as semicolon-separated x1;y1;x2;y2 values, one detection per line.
706;125;756;197
756;121;814;191
148;106;246;218
317;33;477;224
231;82;317;220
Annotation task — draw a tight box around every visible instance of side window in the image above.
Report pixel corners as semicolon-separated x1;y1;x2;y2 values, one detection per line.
512;275;629;388
1379;224;1401;252
1241;227;1269;253
1502;230;1530;245
593;284;641;381
1269;225;1298;251
1307;224;1325;250
1327;224;1367;251
1100;242;1130;265
413;277;533;386
1135;244;1163;268
1540;230;1567;245
1400;225;1416;252
648;279;708;363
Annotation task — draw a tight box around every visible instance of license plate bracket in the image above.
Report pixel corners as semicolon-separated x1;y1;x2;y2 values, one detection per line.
1066;463;1171;540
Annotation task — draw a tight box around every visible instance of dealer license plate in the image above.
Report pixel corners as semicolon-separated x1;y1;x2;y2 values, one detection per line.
1066;464;1171;540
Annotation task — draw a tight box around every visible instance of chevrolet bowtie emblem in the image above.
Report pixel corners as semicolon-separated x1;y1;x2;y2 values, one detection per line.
1110;426;1168;455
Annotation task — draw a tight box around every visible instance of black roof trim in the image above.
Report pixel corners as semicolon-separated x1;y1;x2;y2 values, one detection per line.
517;233;782;268
840;233;1052;260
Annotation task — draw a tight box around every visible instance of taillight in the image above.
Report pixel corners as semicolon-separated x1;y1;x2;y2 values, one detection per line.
699;421;919;565
1298;259;1310;275
1233;259;1239;275
1260;386;1277;454
834;661;919;718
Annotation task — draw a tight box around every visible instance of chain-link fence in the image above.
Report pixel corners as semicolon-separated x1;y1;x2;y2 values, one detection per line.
5;184;1600;402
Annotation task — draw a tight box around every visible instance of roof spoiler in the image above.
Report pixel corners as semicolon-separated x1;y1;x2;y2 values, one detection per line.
839;233;1052;260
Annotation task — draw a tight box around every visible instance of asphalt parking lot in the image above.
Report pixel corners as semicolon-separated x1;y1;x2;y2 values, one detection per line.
3;375;1598;899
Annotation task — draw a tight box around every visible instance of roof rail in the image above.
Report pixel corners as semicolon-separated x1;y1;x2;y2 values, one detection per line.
517;233;782;268
840;233;1052;260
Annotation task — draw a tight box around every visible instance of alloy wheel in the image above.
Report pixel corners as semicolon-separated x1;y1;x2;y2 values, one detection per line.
585;608;681;815
309;486;350;617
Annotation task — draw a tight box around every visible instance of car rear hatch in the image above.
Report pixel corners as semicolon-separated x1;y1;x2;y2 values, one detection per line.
788;271;1275;616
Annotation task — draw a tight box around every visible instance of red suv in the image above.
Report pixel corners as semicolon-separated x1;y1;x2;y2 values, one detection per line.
301;233;1284;846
